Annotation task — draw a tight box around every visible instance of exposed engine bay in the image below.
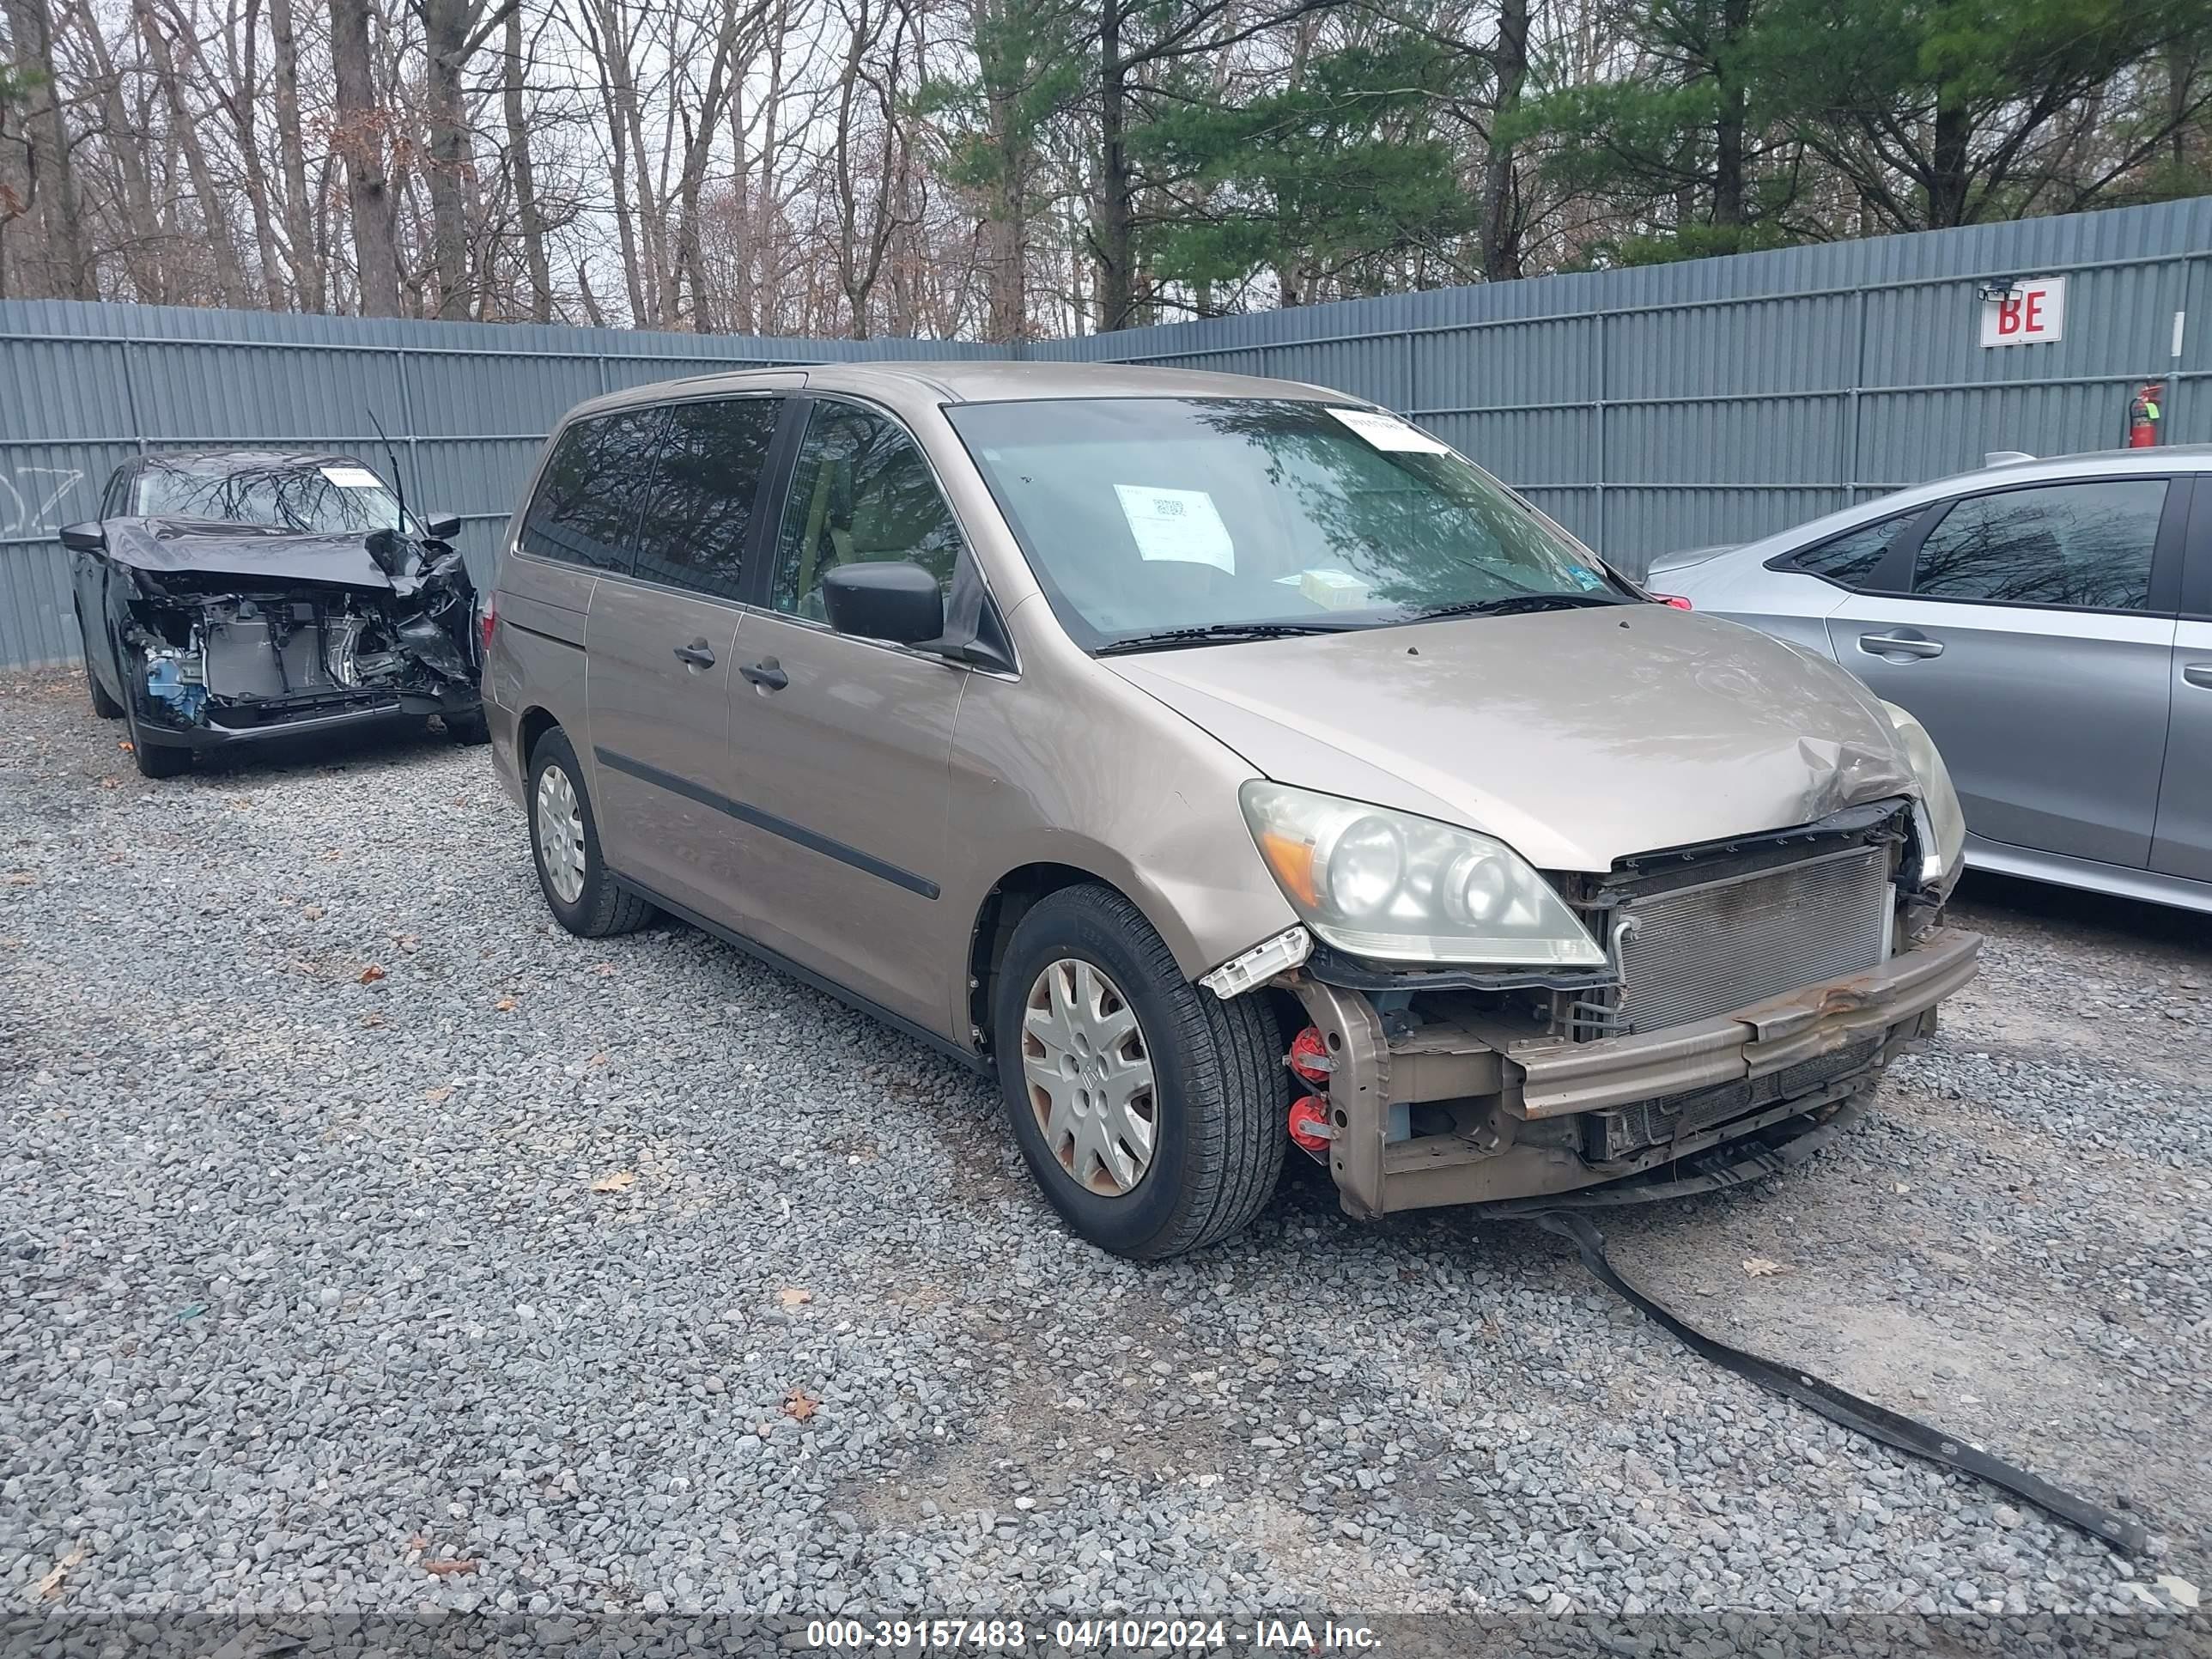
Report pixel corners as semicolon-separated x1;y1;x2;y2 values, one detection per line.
100;521;480;738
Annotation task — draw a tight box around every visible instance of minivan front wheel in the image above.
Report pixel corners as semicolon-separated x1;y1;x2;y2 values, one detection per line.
526;727;654;938
993;884;1285;1260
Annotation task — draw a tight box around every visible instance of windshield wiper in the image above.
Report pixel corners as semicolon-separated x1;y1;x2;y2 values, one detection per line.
1095;622;1354;656
1412;592;1627;622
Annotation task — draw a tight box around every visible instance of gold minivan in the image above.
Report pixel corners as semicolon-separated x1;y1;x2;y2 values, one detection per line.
483;362;1979;1258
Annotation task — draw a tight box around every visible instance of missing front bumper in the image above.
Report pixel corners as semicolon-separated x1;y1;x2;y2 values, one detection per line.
1289;926;1980;1218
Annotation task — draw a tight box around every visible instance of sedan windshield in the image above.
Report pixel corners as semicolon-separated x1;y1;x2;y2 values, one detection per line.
134;461;416;538
945;398;1623;650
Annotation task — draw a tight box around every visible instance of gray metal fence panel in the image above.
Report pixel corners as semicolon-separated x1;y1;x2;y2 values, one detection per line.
3;197;2208;668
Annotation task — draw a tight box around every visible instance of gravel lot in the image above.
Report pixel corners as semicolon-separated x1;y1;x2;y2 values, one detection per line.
3;666;2208;1647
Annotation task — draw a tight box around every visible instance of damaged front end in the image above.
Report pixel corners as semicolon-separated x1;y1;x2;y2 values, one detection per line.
106;522;482;752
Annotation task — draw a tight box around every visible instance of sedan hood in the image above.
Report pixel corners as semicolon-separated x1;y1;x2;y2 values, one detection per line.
100;517;405;591
1103;605;1917;872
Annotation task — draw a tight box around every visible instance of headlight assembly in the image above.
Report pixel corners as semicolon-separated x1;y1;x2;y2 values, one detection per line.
1881;701;1966;890
1239;781;1606;968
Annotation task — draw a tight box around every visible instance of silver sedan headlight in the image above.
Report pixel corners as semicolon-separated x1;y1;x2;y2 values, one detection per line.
1239;781;1607;967
1881;701;1966;890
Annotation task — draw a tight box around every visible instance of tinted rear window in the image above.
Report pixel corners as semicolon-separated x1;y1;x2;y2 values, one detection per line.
630;397;783;600
519;409;664;572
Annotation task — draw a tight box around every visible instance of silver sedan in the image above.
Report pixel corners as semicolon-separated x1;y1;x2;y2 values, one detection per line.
1650;447;2212;914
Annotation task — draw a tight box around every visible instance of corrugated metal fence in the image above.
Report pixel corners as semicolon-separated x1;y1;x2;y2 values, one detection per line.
4;197;2208;669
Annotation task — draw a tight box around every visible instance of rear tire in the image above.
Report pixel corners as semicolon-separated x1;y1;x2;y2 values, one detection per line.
77;610;124;720
526;726;653;938
992;884;1286;1260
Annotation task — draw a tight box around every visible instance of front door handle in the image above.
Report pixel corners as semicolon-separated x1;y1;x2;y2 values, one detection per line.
740;659;788;691
2185;663;2212;690
673;638;716;669
1859;631;1945;660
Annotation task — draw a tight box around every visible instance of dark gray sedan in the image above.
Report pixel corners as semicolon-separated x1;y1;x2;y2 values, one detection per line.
65;449;487;778
1651;447;2212;914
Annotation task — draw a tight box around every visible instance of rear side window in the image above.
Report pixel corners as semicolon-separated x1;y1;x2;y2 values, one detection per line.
1912;479;2166;611
629;397;782;600
518;409;664;573
1779;509;1916;589
770;403;966;620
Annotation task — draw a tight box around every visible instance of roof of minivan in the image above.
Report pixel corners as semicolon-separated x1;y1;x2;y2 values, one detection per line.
571;358;1349;422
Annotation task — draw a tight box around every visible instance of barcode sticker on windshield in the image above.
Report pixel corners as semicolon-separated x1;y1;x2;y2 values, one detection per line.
320;465;383;489
1115;484;1235;574
1325;408;1450;454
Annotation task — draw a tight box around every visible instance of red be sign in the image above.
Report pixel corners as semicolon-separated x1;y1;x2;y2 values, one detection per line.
1980;276;2067;348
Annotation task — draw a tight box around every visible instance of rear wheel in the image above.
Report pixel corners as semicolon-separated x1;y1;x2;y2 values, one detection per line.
77;609;124;720
993;884;1285;1260
526;726;653;938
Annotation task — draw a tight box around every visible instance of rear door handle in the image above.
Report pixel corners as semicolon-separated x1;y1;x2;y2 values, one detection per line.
2185;664;2212;690
673;639;716;668
740;659;788;691
1859;631;1945;659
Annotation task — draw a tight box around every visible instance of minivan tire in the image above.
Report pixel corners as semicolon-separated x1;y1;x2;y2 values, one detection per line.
526;726;654;938
993;884;1285;1260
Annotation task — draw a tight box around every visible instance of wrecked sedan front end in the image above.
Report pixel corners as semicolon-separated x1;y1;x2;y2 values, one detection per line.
88;518;483;757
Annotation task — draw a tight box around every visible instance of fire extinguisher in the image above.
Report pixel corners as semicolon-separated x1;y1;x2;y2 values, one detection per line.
2128;383;2163;448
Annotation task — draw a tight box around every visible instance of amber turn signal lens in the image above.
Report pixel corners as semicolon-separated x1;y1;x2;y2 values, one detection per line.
1256;828;1320;908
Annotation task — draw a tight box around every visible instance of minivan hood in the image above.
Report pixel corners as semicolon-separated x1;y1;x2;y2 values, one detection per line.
1103;605;1917;872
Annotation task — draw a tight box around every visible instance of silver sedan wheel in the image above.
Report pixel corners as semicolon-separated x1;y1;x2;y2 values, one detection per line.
1021;957;1158;1197
534;763;587;905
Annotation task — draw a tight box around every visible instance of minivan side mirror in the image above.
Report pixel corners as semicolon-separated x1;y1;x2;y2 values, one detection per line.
58;522;106;552
422;513;464;542
823;561;945;647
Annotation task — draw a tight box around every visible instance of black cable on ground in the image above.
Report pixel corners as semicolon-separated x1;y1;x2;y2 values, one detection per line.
1535;1208;2147;1557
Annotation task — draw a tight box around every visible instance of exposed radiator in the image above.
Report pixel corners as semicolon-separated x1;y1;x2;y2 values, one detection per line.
1613;845;1893;1034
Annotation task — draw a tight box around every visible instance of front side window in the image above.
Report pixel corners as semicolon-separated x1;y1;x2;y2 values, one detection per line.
135;459;415;537
770;402;965;620
629;397;782;600
1782;508;1917;590
1912;480;2166;611
945;398;1622;649
518;408;665;573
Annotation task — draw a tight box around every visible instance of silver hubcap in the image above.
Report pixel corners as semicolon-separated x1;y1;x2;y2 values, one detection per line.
535;763;586;905
1021;958;1158;1197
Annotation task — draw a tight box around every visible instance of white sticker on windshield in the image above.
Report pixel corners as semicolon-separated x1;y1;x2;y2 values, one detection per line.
1114;484;1235;573
320;465;383;489
1325;407;1450;454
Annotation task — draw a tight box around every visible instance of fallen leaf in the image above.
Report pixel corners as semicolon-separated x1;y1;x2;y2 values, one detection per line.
778;1287;812;1308
494;996;517;1012
782;1389;818;1421
586;1052;607;1067
426;1086;454;1103
303;905;325;921
359;1012;386;1028
359;964;386;984
3;872;33;885
1741;1257;1786;1278
118;739;134;752
593;962;615;977
422;1559;477;1577
37;1547;85;1598
407;1534;429;1551
591;1170;636;1193
98;776;120;789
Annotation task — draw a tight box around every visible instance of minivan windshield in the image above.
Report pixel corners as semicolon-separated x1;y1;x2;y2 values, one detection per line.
945;398;1625;651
